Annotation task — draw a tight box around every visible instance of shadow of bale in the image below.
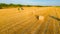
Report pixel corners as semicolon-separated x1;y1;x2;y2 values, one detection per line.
49;15;60;21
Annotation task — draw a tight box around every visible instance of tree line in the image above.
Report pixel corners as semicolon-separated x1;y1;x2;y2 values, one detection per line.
0;3;59;9
0;3;44;9
0;3;24;9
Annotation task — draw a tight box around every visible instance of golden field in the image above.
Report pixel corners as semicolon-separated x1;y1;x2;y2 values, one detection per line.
0;7;60;34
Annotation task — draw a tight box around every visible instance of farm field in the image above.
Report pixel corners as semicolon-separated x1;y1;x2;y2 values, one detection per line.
0;7;60;34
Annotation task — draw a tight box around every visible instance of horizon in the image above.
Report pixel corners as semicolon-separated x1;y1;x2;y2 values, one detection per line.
0;0;60;6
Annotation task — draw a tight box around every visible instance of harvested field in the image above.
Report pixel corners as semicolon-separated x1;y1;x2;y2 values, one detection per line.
0;7;60;34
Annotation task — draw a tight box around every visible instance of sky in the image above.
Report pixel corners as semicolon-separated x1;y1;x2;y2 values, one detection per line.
0;0;60;6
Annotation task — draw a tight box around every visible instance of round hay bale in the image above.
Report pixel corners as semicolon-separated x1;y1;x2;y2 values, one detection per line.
39;16;44;21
